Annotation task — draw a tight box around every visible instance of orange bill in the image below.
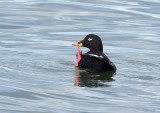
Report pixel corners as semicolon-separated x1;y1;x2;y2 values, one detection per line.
72;43;83;46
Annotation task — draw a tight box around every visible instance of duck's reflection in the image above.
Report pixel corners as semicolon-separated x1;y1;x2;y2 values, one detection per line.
74;67;116;87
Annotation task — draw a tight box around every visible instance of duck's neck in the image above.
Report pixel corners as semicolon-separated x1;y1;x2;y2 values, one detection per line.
89;43;103;52
89;47;103;52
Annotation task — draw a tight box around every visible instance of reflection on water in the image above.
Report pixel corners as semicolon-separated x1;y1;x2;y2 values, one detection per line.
74;67;115;87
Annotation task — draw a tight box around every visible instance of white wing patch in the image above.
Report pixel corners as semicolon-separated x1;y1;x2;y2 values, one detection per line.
88;54;103;58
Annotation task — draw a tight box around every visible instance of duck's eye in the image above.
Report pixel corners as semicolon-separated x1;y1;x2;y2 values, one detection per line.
88;38;92;41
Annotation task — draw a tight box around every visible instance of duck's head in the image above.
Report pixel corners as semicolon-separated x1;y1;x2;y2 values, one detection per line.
72;34;103;52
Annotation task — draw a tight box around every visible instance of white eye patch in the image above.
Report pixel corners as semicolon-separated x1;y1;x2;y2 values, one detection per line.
88;38;92;41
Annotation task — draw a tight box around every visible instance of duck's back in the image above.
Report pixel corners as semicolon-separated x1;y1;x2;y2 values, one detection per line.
78;51;116;74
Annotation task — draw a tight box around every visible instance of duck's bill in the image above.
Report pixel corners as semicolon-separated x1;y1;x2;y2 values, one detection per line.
72;43;83;46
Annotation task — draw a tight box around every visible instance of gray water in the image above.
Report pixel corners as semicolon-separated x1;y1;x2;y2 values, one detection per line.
0;0;160;113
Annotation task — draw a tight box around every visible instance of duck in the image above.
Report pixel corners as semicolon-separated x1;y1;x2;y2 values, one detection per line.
72;34;116;74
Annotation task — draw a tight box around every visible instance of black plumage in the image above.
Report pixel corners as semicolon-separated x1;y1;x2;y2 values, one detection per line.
74;34;116;74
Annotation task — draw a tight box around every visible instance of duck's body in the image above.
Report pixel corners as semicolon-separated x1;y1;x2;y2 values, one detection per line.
79;51;116;74
73;34;116;74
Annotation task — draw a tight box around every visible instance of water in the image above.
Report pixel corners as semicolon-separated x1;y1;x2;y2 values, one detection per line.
0;0;160;112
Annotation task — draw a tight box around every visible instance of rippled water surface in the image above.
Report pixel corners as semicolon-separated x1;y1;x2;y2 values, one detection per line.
0;0;160;113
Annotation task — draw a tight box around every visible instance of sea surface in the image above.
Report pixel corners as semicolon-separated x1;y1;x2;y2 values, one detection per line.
0;0;160;113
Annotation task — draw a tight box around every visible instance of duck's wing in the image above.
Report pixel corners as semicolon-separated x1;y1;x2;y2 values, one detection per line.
78;51;116;73
86;51;116;69
78;54;93;68
86;51;110;63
